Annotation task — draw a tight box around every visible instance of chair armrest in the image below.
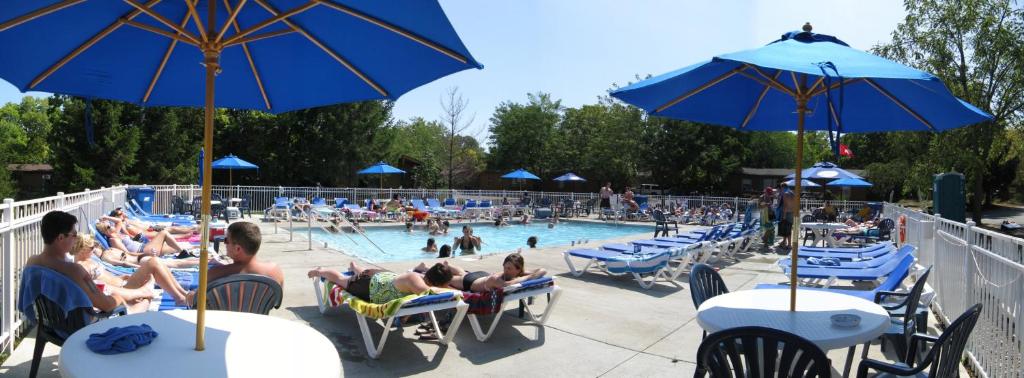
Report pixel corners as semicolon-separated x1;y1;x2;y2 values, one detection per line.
874;290;910;306
856;359;922;378
95;304;128;319
907;332;941;360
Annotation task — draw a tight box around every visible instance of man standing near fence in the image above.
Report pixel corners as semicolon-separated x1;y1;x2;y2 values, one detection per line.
599;182;613;220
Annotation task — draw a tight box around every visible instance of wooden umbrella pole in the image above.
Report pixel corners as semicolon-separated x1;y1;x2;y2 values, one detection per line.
790;96;808;312
195;0;218;351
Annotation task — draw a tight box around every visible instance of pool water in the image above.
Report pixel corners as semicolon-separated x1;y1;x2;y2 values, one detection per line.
307;221;653;262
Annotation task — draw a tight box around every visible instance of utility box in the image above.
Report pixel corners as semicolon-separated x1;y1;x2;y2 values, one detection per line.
126;186;156;214
933;173;965;223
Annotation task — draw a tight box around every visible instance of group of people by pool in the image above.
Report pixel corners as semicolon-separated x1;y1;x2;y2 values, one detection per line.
416;224;539;258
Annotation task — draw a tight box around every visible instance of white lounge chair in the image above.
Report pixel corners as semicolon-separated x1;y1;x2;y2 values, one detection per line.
464;277;563;342
563;243;703;289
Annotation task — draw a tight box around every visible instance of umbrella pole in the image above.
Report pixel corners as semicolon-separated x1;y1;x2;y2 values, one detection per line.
790;97;808;312
195;3;219;351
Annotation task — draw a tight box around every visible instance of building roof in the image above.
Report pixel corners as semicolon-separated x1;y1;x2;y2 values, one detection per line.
740;167;866;177
7;164;53;172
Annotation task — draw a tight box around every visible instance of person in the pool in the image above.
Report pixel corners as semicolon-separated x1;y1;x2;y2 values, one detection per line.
527;236;538;248
422;238;437;253
453;225;482;254
438;244;452;258
414;254;546;292
520;213;531;225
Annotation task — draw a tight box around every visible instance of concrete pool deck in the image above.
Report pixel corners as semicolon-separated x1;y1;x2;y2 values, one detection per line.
2;217;952;377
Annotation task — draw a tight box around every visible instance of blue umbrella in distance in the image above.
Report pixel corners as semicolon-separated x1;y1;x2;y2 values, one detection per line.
357;161;406;189
211;154;258;186
828;177;873;187
502;168;540;191
0;0;480;349
611;23;990;311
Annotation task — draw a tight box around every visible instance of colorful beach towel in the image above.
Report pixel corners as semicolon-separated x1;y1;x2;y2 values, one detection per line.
322;281;461;319
462;289;506;315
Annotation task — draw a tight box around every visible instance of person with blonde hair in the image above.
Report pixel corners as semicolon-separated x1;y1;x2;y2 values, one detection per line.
71;234;190;309
96;220;188;257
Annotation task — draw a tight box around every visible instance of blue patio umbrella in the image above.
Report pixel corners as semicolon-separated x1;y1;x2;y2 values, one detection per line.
784;161;862;180
357;161;405;189
828;177;873;188
0;1;480;349
610;23;991;311
502;168;540;191
783;179;820;188
553;172;586;182
211;154;258;186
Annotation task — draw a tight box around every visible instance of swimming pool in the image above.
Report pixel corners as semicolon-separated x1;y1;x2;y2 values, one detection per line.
307;221;653;262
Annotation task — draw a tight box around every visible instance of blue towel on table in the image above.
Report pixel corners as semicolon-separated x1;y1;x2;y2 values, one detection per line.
18;266;93;321
86;324;158;354
806;257;840;266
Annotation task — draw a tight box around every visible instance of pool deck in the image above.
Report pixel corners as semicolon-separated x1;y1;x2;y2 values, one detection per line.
2;216;952;377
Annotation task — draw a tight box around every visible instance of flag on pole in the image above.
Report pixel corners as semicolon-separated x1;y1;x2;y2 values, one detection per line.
839;143;854;157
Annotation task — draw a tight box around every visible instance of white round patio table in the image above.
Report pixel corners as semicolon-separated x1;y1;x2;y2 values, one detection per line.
697;289;889;377
59;310;340;378
802;222;849;247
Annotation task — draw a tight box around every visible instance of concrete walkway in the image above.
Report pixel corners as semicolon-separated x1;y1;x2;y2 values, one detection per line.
1;218;943;377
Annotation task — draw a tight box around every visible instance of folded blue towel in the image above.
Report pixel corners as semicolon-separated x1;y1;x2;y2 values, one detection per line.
86;324;158;354
806;257;840;266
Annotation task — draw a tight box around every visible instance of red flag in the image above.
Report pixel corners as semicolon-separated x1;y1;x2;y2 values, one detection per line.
839;143;854;157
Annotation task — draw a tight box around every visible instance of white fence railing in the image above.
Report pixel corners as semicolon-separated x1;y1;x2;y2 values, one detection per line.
1;186;126;355
884;203;1024;378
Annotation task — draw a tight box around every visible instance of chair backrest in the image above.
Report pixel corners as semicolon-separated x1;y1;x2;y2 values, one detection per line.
540;197;552;207
897;266;932;334
239;196;250;207
652;209;667;222
802;214;815;222
875;252;917;292
444;198;456;206
345;204;361;210
335;198;348;208
412;199;427;210
34;296;94;344
199;274;283;315
312;197;326;206
878;218;895;239
273;197;289;207
695;326;831;377
920;303;982;377
427;198;441;207
464;199;477;208
480;199;492;208
689;263;729;310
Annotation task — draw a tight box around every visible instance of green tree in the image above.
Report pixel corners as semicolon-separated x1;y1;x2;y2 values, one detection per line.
876;0;1024;221
642;118;747;194
487;93;562;177
47;96;142;191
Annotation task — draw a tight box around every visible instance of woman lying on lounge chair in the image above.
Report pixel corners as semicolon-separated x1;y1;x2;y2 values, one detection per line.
96;220;189;258
102;208;196;236
73;235;190;310
415;253;546;292
306;261;454;304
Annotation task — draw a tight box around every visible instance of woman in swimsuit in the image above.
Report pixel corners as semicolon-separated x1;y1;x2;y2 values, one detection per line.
418;253;547;292
72;235;190;310
102;208;196;238
97;220;188;257
453;225;482;254
308;261;453;304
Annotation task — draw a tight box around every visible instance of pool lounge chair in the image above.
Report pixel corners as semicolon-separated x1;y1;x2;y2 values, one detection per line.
344;203;378;221
780;244;911;271
464;277;563;342
797;242;896;260
427;198;459;218
783;245;918;287
563;242;705;289
755;254;918;302
128;199;196;222
312;273;468;359
265;197;290;219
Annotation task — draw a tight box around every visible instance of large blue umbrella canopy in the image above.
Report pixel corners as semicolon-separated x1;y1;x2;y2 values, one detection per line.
784;161;863;180
553;172;586;182
502;169;540;180
212;154;258;186
357;161;405;188
0;1;479;349
783;179;820;188
610;24;991;311
828;177;873;187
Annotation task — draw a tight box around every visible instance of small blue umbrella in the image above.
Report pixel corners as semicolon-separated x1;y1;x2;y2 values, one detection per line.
502;168;540;191
0;1;480;349
357;161;405;188
828;177;873;187
553;172;587;182
784;161;863;180
610;23;991;311
212;154;258;186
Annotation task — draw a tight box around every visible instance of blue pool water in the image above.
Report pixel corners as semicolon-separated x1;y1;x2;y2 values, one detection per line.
307;221;653;262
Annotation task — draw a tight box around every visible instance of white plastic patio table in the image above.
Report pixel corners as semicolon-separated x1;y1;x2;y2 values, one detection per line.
802;222;848;247
696;289;889;377
59;309;340;378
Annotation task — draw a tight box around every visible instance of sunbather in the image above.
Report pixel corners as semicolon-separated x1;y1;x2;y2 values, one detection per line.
416;253;546;292
73;234;188;309
623;186;639;212
96;220;188;257
307;261;454;303
102;207;195;237
26;211;136;314
454;225;482;254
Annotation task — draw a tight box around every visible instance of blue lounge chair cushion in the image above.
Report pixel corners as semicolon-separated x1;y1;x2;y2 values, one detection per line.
807;257;840;266
405;292;458;307
86;324;158;354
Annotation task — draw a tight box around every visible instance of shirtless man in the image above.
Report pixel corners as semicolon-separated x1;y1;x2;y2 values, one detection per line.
186;222;283;303
25;211;147;313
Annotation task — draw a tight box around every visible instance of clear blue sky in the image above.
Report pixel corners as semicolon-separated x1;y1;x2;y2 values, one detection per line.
0;1;907;143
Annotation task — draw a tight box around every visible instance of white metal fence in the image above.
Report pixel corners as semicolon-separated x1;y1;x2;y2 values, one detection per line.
884;203;1024;378
1;186;126;355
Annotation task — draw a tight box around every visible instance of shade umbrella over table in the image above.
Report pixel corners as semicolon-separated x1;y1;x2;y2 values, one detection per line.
357;161;406;189
610;23;990;310
0;0;480;348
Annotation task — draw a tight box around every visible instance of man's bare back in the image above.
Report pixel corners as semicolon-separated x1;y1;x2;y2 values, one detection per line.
208;258;284;286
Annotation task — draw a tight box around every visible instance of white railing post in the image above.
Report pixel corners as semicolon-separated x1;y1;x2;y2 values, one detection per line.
308;213;313;251
963;221;976;315
57;191;66;209
2;198;15;356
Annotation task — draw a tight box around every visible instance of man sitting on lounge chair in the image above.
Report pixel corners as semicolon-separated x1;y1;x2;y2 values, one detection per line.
185;222;283;304
307;261;454;304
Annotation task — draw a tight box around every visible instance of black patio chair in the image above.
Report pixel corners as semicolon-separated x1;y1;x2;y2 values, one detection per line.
802;214;818;246
193;274;283;315
237;195;252;218
689;263;729;338
849;218;895;245
857;303;982;378
695;326;831;378
652;209;678;237
862;266;932;362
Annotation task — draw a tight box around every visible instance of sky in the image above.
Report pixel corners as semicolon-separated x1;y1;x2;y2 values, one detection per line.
0;1;907;143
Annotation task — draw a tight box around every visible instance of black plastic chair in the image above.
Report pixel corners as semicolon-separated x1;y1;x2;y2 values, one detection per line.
857;303;982;378
194;274;283;315
862;266;932;362
801;214;818;246
850;218;895;245
652;209;679;237
238;195;252;218
695;326;832;378
29;295;125;378
689;263;729;338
